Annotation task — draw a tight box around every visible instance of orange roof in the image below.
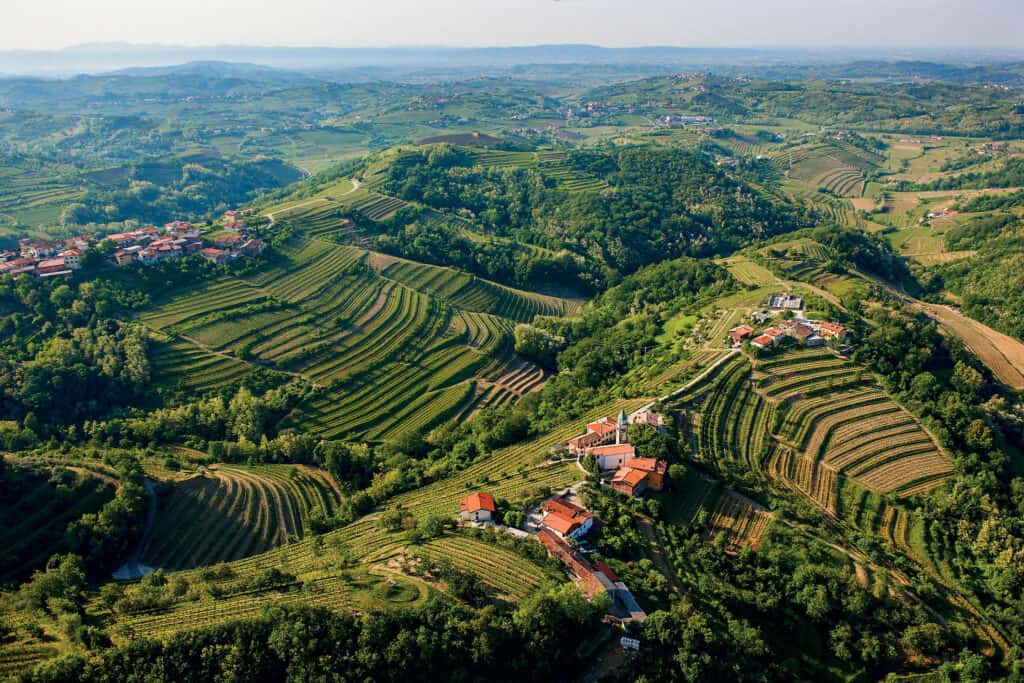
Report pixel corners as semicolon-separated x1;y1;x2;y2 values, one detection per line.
752;335;774;345
612;468;648;487
763;327;785;337
820;321;845;333
586;418;618;436
626;457;666;473
587;443;636;457
730;325;754;335
542;511;580;536
543;498;590;520
459;492;496;513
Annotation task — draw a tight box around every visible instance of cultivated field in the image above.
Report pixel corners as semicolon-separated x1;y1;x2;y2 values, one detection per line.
139;464;343;570
142;236;575;441
674;348;953;510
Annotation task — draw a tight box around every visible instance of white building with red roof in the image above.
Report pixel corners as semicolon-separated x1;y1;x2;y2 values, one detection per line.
459;492;497;523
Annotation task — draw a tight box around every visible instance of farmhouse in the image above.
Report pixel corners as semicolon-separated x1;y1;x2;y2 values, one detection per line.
610;458;667;498
611;468;649;497
768;292;803;311
541;497;594;539
19;239;62;259
458;492;496;523
200;248;229;265
818;321;848;342
60;249;82;269
729;324;755;346
750;334;775;348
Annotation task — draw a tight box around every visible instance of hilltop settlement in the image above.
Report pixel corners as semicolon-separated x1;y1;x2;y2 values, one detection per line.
0;210;264;278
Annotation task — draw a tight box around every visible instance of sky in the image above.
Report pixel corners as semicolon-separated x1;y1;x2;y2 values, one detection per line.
1;0;1022;51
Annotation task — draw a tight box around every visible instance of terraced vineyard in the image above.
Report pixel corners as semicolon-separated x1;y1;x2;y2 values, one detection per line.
139;464;342;571
675;348;953;512
705;491;773;552
149;337;255;392
96;399;646;644
381;258;580;322
537;157;608;193
140;237;573;441
414;532;555;600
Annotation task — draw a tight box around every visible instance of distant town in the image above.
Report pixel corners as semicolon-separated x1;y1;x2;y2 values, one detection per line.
0;209;265;279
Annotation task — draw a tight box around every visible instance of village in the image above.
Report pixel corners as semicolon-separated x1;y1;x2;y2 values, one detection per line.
457;406;669;631
732;292;851;350
0;209;265;279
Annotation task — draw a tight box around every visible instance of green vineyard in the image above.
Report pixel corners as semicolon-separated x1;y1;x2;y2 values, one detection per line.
139;464;342;571
142;236;571;441
675;348;952;511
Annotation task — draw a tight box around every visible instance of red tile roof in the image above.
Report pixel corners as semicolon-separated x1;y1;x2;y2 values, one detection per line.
626;457;667;473
586;443;636;457
752;335;774;346
542;512;581;536
612;468;648;487
459;492;496;513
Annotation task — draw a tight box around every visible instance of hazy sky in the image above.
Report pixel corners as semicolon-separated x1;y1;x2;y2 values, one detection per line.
2;0;1022;51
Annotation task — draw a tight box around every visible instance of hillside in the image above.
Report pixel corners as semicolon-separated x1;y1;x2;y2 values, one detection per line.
139;236;568;441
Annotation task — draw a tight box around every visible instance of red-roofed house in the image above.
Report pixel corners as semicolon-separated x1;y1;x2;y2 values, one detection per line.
541;497;594;539
215;233;245;247
818;322;848;342
750;334;775;349
459;492;496;523
624;458;667;491
611;468;650;497
201;248;229;265
729;325;755;346
762;327;785;338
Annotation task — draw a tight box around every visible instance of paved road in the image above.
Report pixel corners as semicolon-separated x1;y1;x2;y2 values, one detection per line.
112;478;158;580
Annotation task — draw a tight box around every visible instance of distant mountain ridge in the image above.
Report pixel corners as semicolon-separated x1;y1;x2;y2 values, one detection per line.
3;43;1024;78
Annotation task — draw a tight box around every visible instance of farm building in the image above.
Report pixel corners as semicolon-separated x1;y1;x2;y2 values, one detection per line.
459;492;496;523
768;292;803;311
611;468;649;497
750;334;775;348
818;322;849;342
35;258;72;278
541;497;594;539
624;458;667;490
729;324;755;346
536;531;647;621
200;248;229;265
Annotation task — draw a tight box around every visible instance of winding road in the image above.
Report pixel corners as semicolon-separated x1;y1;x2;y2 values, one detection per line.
112;478;158;580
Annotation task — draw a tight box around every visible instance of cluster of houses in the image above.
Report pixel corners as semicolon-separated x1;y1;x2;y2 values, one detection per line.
457;489;646;622
457;407;669;623
568;409;669;498
0;209;264;279
729;318;849;349
0;236;90;278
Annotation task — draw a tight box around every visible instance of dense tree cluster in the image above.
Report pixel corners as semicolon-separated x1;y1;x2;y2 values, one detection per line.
374;146;811;291
15;590;605;683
